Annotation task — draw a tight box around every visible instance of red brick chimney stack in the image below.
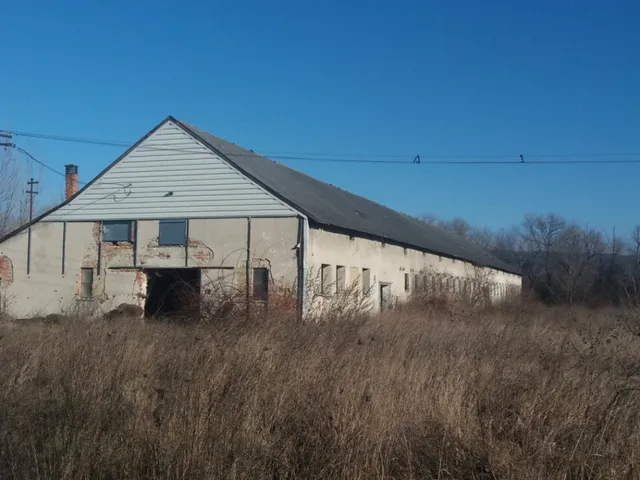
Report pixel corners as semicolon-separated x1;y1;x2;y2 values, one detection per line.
64;164;79;199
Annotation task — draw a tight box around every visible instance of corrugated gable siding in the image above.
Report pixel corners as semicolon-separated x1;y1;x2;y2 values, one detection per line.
48;121;296;221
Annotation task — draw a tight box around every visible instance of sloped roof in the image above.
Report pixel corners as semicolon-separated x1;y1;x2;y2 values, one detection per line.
0;116;519;275
174;119;519;275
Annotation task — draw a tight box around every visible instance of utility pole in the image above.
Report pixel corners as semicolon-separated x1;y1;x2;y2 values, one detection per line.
26;178;39;222
25;178;38;276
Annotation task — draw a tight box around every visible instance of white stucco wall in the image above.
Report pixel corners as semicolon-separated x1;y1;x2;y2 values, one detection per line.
0;217;300;318
308;228;522;313
1;222;81;316
1;217;521;318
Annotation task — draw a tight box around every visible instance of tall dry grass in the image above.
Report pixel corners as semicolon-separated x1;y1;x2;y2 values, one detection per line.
1;305;640;479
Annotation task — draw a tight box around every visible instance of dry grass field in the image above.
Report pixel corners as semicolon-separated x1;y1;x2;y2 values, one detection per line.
1;303;640;479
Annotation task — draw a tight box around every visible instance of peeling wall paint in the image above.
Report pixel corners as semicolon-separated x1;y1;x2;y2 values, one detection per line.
0;213;522;318
0;217;300;317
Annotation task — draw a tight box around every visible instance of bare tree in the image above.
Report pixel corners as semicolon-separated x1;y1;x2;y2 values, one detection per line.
446;217;472;238
621;225;640;306
516;213;566;298
419;214;497;250
554;224;605;304
422;211;640;306
418;213;439;226
594;227;628;305
0;148;28;236
467;226;495;250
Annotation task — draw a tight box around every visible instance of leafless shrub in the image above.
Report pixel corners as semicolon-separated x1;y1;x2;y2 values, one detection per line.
419;212;640;307
61;298;105;321
0;286;14;319
0;147;28;236
410;265;498;310
304;266;373;321
198;277;244;324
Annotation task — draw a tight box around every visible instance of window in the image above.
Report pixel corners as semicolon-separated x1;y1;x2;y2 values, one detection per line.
414;275;420;291
321;264;332;295
362;268;371;295
102;221;132;242
253;268;269;301
404;273;410;292
336;265;346;292
81;268;93;299
159;219;186;246
423;276;428;292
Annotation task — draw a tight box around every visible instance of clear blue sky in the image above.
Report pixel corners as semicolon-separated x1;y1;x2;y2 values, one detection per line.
2;0;639;235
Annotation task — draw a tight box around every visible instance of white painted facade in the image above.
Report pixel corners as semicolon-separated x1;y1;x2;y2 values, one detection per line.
308;228;521;312
0;117;521;318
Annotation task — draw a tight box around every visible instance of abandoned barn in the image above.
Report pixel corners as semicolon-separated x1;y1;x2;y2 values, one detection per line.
0;116;521;318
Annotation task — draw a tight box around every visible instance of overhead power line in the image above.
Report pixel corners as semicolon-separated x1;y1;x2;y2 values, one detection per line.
16;146;74;179
4;128;640;166
1;140;88;184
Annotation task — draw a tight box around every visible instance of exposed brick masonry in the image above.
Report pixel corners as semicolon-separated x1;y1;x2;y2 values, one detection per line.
0;256;14;286
64;164;79;200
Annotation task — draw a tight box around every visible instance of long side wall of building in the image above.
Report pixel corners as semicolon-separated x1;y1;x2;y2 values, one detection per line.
0;217;299;318
308;228;522;313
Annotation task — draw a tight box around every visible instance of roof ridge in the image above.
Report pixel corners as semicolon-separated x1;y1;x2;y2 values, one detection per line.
170;118;520;275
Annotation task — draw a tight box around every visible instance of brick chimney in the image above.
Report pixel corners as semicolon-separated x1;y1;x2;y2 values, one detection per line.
65;164;79;199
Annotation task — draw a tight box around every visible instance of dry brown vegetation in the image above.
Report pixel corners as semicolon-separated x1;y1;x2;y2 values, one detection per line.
1;304;640;479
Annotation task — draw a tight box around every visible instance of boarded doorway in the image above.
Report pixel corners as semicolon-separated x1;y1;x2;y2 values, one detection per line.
379;282;392;311
144;268;201;318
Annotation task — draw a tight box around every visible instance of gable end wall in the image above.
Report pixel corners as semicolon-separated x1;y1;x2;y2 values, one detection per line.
48;120;297;221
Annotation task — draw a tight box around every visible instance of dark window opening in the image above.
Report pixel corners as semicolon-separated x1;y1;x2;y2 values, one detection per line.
404;273;410;292
102;221;132;243
159;219;186;246
81;268;93;299
144;268;201;318
253;267;269;301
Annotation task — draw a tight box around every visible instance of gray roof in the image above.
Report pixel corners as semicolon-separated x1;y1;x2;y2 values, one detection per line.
175;119;519;275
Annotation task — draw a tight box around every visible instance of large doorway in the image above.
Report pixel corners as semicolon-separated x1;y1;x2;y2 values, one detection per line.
144;268;201;318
